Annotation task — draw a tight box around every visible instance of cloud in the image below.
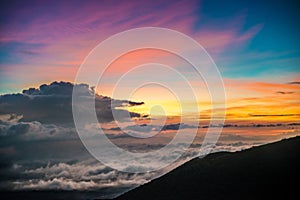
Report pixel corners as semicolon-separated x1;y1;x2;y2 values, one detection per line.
0;112;263;189
1;119;298;198
213;142;259;153
122;123;197;133
3;123;30;137
248;114;300;117
275;91;295;94
199;123;299;128
21;160;153;187
22;81;90;96
288;81;300;84
162;123;197;131
0;0;263;93
224;78;300;95
128;101;145;106
12;178;99;191
288;123;300;126
0;120;75;141
1;83;299;198
0;81;144;124
1;157;157;198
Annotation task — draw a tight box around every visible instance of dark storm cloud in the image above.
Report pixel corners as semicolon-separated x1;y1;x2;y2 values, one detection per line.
0;81;144;124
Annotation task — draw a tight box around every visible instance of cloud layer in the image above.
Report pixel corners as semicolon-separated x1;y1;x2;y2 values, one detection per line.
1;82;299;198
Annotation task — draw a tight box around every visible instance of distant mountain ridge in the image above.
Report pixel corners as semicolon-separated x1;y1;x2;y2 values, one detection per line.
116;136;300;200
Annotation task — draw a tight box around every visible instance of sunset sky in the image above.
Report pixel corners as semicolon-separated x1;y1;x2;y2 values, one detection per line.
1;0;299;123
0;0;300;197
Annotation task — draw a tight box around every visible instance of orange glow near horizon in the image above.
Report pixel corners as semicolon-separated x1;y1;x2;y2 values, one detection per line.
10;49;299;125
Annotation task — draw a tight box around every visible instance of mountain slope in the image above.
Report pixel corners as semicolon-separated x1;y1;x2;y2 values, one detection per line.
116;136;300;200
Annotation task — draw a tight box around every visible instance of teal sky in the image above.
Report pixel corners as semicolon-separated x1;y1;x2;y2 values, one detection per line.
197;0;300;79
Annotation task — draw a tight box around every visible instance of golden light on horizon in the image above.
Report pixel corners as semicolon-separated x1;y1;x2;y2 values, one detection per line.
127;85;182;116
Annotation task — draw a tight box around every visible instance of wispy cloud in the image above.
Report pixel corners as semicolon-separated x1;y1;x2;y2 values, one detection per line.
0;0;262;93
288;81;300;85
275;91;295;94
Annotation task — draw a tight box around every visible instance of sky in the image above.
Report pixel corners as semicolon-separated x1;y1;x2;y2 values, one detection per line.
0;0;300;198
0;0;299;122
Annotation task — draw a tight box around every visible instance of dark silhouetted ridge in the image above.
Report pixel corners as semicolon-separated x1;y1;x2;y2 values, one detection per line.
116;136;300;200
